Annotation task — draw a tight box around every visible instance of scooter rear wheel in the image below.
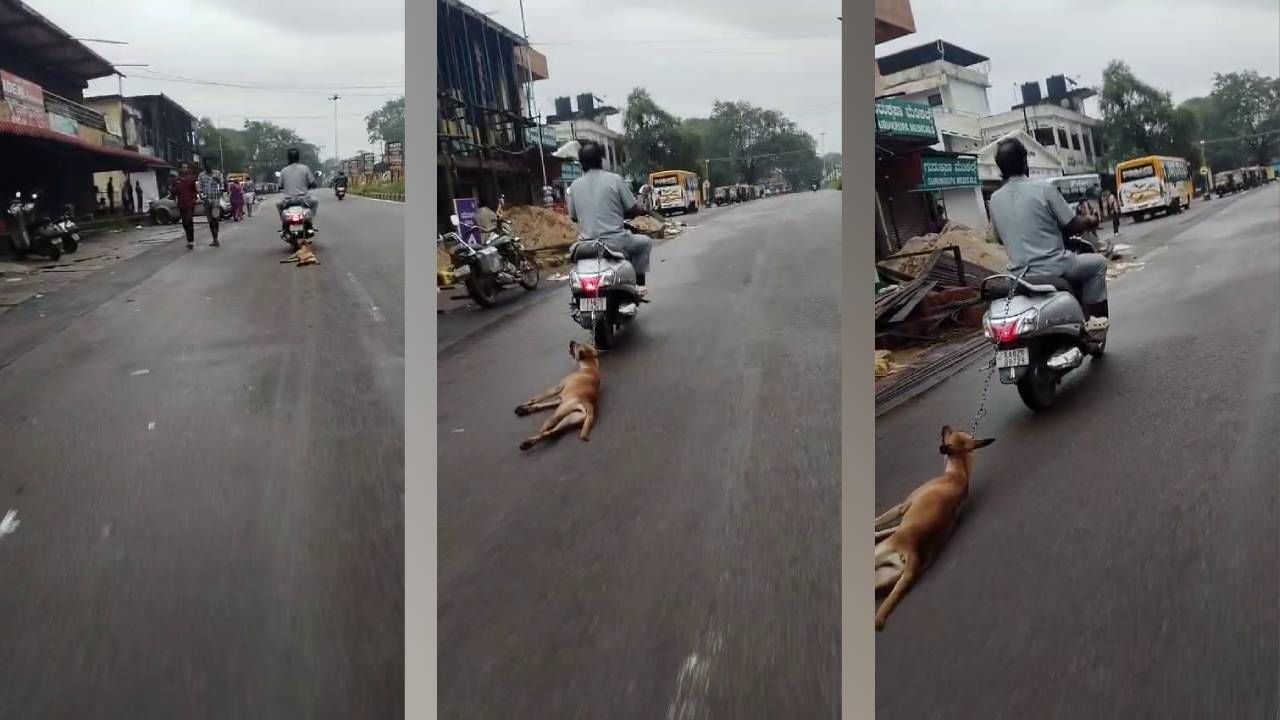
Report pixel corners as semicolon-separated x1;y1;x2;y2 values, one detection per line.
1016;362;1057;411
593;319;615;351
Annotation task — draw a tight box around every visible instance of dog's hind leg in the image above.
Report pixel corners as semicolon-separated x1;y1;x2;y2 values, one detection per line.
520;409;586;451
874;526;898;541
875;551;919;631
579;408;596;441
875;502;910;530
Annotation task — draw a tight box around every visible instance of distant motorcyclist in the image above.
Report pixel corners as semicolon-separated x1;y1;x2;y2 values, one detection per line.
277;147;319;230
988;137;1108;339
566;140;654;298
333;171;349;193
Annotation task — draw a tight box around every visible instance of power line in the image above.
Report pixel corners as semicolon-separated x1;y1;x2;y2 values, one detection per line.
127;69;403;96
530;33;840;46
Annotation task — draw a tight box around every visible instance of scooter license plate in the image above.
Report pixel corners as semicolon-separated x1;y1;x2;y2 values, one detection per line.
579;297;607;312
995;347;1029;369
289;224;304;232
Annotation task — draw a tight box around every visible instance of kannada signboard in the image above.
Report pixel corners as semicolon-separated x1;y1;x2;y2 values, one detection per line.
0;70;44;109
875;99;937;141
917;154;979;191
386;140;403;168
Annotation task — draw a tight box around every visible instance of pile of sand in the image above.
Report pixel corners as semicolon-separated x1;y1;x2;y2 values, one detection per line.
886;221;1009;277
503;205;578;250
628;215;666;238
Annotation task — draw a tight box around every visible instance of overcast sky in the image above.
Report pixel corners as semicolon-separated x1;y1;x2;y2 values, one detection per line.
36;0;404;163
475;0;843;155
877;0;1280;120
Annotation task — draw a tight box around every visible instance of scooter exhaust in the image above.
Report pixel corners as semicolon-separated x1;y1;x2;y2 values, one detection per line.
1046;347;1084;371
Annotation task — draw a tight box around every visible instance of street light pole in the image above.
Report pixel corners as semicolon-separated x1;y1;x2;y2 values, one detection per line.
518;0;550;200
330;95;341;164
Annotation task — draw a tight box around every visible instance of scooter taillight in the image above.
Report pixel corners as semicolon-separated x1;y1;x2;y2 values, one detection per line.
578;275;602;297
990;319;1021;344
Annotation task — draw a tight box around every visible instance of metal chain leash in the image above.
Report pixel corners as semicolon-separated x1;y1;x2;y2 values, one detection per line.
970;272;1023;435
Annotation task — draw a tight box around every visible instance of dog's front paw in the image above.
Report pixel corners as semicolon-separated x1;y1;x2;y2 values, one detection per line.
519;439;535;451
514;406;529;417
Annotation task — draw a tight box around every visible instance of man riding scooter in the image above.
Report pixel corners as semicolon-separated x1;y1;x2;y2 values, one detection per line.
566;140;655;298
988;137;1109;339
333;170;348;200
276;147;319;231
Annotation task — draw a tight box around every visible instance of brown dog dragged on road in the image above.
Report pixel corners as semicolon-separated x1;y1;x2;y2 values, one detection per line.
873;425;995;631
514;340;601;451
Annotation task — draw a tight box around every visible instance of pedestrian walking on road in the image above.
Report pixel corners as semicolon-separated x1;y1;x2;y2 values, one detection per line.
172;163;199;250
135;180;145;214
244;180;256;217
1108;191;1121;236
229;180;244;222
122;180;134;217
197;159;222;247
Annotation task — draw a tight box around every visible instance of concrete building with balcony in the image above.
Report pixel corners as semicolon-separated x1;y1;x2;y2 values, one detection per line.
437;0;556;230
980;76;1103;176
876;39;989;237
0;0;169;234
84;94;197;210
545;93;625;184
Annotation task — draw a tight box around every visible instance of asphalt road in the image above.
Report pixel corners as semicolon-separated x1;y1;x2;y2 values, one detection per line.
875;184;1280;718
438;192;842;718
0;192;404;718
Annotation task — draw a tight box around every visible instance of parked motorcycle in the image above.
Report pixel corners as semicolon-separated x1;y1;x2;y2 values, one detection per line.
980;235;1108;411
6;192;65;260
437;214;539;308
279;199;316;250
566;221;646;350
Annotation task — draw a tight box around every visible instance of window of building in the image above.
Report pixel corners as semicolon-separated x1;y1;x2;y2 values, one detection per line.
1034;128;1056;147
1071;132;1081;151
927;94;943;107
1057;128;1069;148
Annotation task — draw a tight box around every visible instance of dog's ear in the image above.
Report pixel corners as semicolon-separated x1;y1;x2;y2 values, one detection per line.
973;438;996;449
568;340;579;358
940;425;952;443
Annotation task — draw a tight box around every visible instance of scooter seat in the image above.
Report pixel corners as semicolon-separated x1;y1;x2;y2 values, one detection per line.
982;274;1081;301
569;242;627;263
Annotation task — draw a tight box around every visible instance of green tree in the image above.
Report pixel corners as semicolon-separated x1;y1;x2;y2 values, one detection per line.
196;118;248;173
240;120;320;179
1207;71;1280;166
705;100;820;187
1098;60;1179;162
621;88;690;179
366;96;405;146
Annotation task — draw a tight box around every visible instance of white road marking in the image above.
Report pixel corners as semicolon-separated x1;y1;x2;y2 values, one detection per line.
346;271;386;323
131;368;151;376
346;193;403;206
667;627;723;720
147;421;156;430
0;509;19;537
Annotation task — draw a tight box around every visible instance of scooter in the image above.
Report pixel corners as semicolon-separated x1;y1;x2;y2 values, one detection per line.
279;198;316;251
980;235;1108;411
566;221;646;350
6;192;65;260
437;214;539;308
335;185;347;201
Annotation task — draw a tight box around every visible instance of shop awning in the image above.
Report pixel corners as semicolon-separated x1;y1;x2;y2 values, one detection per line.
0;120;171;171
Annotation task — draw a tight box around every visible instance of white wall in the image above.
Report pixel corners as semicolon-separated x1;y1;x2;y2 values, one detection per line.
941;187;988;230
946;79;991;116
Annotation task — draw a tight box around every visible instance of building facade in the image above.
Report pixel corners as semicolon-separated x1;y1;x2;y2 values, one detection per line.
437;0;554;230
980;76;1103;175
546;93;625;184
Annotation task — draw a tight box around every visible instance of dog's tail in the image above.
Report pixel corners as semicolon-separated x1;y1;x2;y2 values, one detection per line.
875;550;919;631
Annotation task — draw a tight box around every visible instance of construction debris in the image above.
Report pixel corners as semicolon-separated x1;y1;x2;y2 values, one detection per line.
502;205;578;250
882;222;1009;277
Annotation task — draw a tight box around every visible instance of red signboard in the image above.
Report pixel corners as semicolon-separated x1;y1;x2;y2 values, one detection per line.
0;70;45;109
5;100;49;129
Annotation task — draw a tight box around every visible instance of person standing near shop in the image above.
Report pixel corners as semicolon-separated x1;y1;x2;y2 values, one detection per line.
122;179;134;218
1108;190;1122;236
106;177;116;215
172;163;199;250
197;159;222;247
135;180;145;214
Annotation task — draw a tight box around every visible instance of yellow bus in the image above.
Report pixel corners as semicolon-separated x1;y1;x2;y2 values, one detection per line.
1114;155;1192;222
649;169;701;215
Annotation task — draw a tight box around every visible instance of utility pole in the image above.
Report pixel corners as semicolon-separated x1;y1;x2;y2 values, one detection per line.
330;95;341;166
517;0;550;200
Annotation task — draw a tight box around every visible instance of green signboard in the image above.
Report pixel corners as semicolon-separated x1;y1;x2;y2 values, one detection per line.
874;99;937;140
917;154;979;191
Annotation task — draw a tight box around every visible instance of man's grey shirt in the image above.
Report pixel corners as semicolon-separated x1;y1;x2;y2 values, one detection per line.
567;169;636;241
989;175;1075;274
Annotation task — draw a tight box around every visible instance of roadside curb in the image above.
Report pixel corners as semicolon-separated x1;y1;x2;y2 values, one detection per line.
353;191;404;202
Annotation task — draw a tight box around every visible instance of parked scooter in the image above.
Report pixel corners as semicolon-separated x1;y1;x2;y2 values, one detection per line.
6;192;66;260
437;214;539;308
980;234;1108;411
566;220;646;350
